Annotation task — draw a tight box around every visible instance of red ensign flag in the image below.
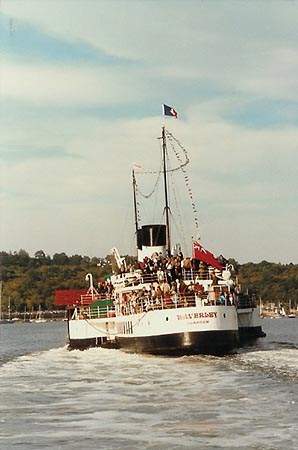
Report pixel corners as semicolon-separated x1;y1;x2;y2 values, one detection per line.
193;241;223;271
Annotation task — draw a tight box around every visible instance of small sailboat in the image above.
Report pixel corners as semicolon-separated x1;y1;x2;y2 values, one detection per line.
34;305;47;323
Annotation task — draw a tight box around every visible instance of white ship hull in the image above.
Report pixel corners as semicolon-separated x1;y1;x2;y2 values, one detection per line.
68;305;240;355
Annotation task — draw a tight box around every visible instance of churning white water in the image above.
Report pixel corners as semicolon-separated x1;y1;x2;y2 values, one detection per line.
0;320;297;449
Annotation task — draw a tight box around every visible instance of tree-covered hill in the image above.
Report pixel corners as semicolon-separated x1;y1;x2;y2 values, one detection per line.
0;250;113;313
0;250;297;314
236;260;298;308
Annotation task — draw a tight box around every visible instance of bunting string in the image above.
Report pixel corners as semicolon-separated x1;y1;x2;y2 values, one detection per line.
133;129;200;239
165;130;200;237
136;162;162;199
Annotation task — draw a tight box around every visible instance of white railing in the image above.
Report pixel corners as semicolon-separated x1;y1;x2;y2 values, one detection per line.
71;292;235;320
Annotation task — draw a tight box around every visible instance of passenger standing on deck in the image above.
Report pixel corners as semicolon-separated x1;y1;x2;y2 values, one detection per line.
219;292;226;305
183;257;192;280
155;285;163;307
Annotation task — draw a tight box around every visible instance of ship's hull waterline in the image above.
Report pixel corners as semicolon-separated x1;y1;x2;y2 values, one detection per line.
67;305;241;356
69;330;239;356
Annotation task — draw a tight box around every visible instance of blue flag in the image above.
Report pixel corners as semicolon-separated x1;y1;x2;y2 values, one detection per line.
162;104;178;118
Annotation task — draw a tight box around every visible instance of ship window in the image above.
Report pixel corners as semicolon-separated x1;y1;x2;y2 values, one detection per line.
223;313;226;318
166;317;169;321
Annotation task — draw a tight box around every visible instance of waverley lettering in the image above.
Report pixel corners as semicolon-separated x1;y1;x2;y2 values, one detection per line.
177;312;218;320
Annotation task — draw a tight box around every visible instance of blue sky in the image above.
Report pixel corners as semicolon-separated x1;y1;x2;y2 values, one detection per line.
0;0;298;263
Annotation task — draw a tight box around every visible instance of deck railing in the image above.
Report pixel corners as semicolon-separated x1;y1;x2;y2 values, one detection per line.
80;293;113;305
72;292;236;320
113;268;220;287
236;296;257;309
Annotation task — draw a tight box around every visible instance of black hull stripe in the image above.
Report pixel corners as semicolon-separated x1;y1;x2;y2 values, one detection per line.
69;330;240;356
239;326;266;340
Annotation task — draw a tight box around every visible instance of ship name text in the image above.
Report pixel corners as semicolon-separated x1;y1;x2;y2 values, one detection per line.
177;311;218;321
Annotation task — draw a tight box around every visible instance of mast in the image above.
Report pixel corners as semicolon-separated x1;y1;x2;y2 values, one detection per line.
8;297;11;321
132;169;138;236
0;281;2;320
162;126;171;253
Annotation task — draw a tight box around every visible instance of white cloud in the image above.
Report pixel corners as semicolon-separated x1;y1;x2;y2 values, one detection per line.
3;0;298;101
1;0;298;263
1;58;153;106
1;110;297;262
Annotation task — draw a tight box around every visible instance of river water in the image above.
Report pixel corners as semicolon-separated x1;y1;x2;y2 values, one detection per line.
0;319;297;450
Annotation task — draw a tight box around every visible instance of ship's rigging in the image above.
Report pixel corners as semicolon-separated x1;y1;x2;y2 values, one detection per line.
132;128;200;255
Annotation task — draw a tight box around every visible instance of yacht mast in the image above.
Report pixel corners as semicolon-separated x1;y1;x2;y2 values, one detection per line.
0;281;2;320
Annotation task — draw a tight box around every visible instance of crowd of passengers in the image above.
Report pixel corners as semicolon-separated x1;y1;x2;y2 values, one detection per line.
118;251;228;284
95;252;239;314
116;280;236;315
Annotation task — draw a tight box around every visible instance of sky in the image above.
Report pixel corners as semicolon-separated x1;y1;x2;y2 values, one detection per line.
0;0;298;264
